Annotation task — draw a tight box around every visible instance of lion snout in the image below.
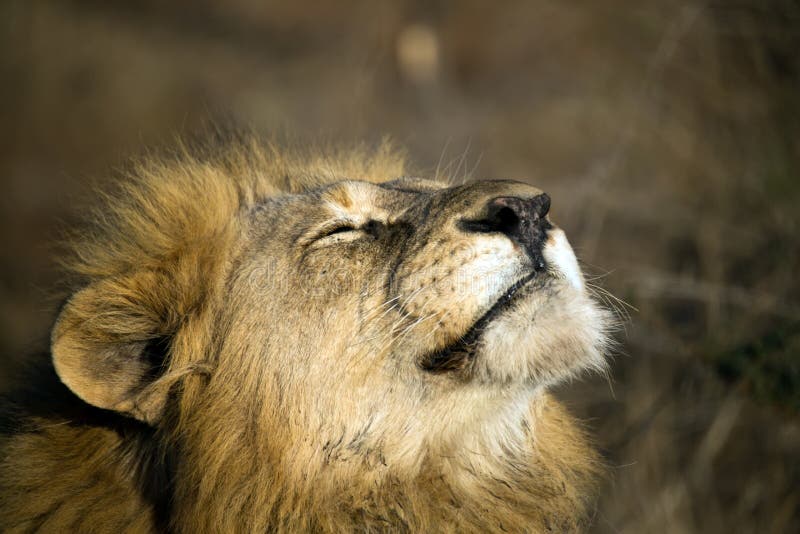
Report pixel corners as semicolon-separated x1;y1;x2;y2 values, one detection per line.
457;189;552;268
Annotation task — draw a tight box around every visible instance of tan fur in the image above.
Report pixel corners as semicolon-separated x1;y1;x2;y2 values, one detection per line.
0;139;611;532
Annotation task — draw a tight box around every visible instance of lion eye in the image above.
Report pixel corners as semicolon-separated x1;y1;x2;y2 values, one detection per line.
308;219;382;247
309;221;364;246
322;224;359;237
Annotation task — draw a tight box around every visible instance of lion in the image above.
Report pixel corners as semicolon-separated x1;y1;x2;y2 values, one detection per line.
0;138;613;533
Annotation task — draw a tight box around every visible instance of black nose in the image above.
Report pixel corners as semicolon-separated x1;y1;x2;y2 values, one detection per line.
461;193;552;265
484;194;550;233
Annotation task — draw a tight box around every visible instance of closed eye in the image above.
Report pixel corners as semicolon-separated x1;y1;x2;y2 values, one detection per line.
303;220;367;248
322;224;360;238
301;219;383;248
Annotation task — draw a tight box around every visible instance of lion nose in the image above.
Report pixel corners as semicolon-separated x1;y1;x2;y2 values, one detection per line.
485;194;550;231
461;193;552;266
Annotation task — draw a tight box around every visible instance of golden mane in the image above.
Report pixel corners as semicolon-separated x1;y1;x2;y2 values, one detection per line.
64;137;407;280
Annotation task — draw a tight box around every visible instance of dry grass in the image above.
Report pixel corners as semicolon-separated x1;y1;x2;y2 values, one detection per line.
1;1;798;531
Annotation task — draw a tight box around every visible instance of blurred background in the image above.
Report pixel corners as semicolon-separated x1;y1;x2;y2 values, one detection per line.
1;1;798;531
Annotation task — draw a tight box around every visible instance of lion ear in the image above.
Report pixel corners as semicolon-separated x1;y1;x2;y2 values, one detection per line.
52;276;175;424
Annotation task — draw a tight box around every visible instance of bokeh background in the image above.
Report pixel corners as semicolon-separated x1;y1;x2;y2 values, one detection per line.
2;1;799;531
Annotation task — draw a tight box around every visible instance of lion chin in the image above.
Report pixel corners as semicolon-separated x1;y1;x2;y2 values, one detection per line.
474;228;611;385
0;140;613;533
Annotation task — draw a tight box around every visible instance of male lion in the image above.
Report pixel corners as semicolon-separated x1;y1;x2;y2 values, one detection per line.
0;140;612;532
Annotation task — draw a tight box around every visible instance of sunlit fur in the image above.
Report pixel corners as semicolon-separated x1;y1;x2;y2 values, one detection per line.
0;138;613;532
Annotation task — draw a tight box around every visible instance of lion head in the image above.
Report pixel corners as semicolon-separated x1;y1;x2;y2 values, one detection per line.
30;140;611;531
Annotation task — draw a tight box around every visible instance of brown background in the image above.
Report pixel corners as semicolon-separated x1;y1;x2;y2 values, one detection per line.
1;1;799;532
